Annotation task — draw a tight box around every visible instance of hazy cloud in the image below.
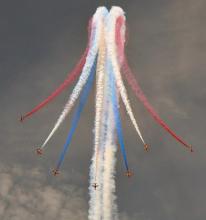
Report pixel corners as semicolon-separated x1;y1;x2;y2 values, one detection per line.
0;164;88;220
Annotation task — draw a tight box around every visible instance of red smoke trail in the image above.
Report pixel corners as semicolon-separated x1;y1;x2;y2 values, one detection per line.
115;16;193;152
115;16;125;65
21;19;93;122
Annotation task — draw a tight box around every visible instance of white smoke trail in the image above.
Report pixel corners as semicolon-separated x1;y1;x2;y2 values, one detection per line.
106;7;147;147
88;19;107;220
88;140;106;220
94;24;106;179
88;153;104;220
41;7;108;149
102;69;119;220
102;119;118;220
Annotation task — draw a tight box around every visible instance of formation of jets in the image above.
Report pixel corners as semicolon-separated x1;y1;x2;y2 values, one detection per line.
33;146;134;189
20;117;135;190
35;147;134;189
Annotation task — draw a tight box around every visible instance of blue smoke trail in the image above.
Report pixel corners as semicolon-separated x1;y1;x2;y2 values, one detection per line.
56;57;97;170
107;61;129;171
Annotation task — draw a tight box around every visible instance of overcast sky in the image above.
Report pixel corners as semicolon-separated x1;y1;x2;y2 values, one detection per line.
0;1;206;220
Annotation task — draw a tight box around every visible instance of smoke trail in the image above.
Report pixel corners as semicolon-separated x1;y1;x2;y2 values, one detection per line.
101;60;120;220
108;61;129;171
40;7;108;150
115;16;126;66
88;15;107;220
122;59;192;151
55;57;97;171
21;19;93;122
88;8;109;220
106;7;147;149
88;143;105;220
94;24;106;182
102;103;118;220
115;14;192;151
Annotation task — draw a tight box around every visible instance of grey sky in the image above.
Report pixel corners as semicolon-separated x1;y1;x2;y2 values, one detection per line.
0;1;206;219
